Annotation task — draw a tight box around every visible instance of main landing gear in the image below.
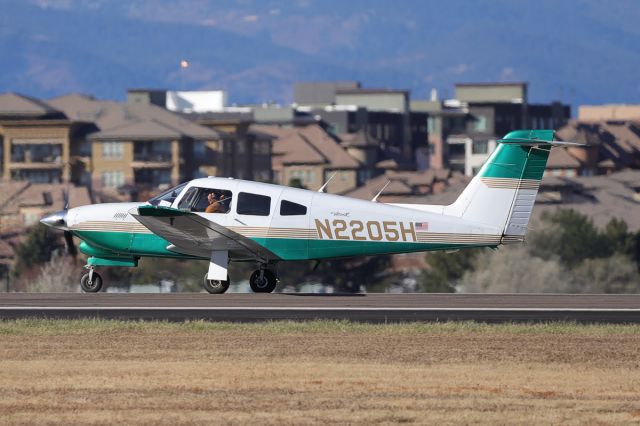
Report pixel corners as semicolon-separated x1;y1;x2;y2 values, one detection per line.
202;266;279;294
203;274;230;294
249;268;277;293
80;267;103;293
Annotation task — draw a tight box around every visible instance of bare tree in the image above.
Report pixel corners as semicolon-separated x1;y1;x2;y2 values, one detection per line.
26;253;79;293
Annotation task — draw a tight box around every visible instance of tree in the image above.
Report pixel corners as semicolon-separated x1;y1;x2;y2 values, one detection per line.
288;178;306;189
313;255;401;292
419;249;483;292
12;225;63;278
527;209;612;267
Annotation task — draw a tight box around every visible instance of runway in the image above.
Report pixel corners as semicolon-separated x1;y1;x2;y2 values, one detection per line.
0;293;639;323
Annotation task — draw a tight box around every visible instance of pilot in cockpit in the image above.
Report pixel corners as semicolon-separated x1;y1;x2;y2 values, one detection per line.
205;192;225;213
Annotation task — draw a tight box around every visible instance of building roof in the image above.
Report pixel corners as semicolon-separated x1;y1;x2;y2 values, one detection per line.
0;183;91;216
255;124;361;169
335;88;409;95
535;170;640;231
0;92;62;118
89;119;182;140
49;94;220;141
339;130;379;148
600;121;640;153
547;147;582;169
455;82;527;87
346;169;453;201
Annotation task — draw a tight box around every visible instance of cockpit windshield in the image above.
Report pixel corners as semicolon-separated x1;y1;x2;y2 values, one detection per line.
148;183;188;207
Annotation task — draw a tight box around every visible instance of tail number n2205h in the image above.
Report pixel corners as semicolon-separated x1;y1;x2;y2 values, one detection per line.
315;219;417;242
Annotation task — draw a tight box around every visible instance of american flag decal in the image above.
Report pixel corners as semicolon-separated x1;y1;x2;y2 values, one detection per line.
415;222;429;231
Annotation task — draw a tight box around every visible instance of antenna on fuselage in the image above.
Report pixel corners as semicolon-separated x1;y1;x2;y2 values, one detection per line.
317;172;337;193
371;180;391;203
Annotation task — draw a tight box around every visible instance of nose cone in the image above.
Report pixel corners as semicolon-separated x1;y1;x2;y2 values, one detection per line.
40;210;68;230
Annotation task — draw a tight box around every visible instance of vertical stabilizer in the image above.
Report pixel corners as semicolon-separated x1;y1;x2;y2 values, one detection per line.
444;130;553;243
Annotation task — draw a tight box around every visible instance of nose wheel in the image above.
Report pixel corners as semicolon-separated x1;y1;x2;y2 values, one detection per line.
80;269;103;293
249;269;277;293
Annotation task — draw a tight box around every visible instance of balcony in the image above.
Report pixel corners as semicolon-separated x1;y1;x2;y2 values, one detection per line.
131;152;173;169
10;145;63;165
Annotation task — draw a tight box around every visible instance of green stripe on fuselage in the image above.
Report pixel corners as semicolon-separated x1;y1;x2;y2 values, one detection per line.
75;230;192;259
252;237;496;261
74;230;497;262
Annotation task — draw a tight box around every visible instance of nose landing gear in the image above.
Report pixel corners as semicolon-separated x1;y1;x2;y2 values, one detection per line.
80;267;103;293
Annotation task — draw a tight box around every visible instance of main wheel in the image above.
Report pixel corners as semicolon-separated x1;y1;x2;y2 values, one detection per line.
203;273;230;294
249;269;277;293
80;272;103;293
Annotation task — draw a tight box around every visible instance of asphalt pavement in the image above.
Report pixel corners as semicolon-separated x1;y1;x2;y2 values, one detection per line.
0;293;639;323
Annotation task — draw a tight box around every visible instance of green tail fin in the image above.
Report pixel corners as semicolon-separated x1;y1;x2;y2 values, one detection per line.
477;130;554;181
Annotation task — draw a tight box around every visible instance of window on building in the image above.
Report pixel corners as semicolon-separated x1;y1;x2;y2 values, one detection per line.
102;142;123;160
237;192;271;216
237;140;246;154
473;115;487;132
472;140;489;154
79;139;92;157
280;200;307;216
254;141;270;155
193;140;206;156
101;171;124;188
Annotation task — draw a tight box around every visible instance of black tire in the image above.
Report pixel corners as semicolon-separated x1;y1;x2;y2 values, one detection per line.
203;273;230;294
249;269;277;293
80;272;103;293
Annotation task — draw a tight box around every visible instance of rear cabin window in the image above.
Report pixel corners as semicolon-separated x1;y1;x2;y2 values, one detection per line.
177;187;233;213
237;192;271;216
280;200;307;216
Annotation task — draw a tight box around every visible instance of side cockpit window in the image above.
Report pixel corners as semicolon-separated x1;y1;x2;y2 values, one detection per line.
280;200;307;216
177;187;233;213
237;192;271;216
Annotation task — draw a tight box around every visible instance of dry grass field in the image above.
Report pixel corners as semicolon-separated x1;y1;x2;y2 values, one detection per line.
0;320;639;425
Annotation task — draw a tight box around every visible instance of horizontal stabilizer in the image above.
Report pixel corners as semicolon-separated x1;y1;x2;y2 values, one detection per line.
497;130;586;146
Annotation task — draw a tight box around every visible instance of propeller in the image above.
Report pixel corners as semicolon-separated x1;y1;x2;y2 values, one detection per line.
61;189;77;258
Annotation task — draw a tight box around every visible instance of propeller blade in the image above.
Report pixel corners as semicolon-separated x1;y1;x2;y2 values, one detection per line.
63;189;69;211
64;230;77;258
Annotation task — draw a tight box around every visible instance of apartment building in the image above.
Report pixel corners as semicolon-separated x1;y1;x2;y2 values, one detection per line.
294;82;430;171
47;94;222;193
255;124;362;194
412;83;570;175
1;90;277;198
0;93;79;184
128;89;274;183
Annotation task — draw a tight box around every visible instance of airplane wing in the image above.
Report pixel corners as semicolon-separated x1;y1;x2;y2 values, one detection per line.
129;205;278;261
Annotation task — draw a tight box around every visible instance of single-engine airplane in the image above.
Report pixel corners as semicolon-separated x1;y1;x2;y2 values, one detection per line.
41;130;575;293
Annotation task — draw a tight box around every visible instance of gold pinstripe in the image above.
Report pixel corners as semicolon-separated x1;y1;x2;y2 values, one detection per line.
480;177;541;190
71;222;511;246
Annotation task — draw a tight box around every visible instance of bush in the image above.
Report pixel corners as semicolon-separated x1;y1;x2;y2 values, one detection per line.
458;246;571;293
571;254;640;293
